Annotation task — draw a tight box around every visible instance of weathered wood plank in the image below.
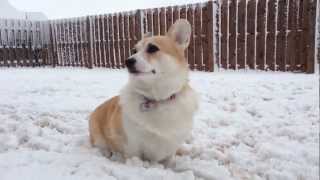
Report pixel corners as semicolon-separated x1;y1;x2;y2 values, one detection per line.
266;0;277;70
256;0;267;70
237;0;246;69
229;0;237;69
118;13;125;68
194;5;202;70
123;13;130;61
287;0;299;71
305;0;317;73
160;8;166;35
147;10;153;34
99;15;105;67
221;0;229;69
187;6;195;70
108;15;115;68
276;0;288;71
247;0;256;69
166;6;173;31
153;8;159;35
113;14;120;68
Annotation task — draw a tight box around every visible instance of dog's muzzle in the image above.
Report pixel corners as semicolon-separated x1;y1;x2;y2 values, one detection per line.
125;58;139;74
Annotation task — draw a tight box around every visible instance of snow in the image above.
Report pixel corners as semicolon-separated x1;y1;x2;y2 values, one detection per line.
0;68;318;180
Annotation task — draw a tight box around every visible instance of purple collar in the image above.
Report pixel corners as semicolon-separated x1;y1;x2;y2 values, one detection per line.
140;94;177;112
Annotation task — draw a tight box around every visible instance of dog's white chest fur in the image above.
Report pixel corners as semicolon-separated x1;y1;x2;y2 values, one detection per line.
120;85;198;161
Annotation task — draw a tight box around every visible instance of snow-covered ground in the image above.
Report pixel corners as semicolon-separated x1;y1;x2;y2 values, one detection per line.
0;68;318;180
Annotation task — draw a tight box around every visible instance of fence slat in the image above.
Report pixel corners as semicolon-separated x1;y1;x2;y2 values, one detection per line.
187;6;195;70
57;21;62;66
103;15;110;67
135;10;142;42
113;14;120;68
206;1;214;72
65;20;70;66
95;16;100;67
180;6;187;19
74;19;79;66
166;7;173;31
70;20;75;66
296;0;305;71
142;11;148;35
108;15;115;68
287;0;299;71
86;17;93;68
305;0;317;73
194;5;202;70
129;13;135;57
153;9;159;35
266;0;277;70
237;0;246;69
123;13;130;61
119;13;125;68
99;15;105;67
77;19;82;66
276;0;288;71
229;0;237;69
247;0;256;69
147;10;153;34
256;0;267;70
221;0;228;69
180;6;187;59
160;8;166;35
173;6;179;23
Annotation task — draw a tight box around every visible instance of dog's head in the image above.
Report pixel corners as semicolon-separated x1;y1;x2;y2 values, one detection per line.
125;19;191;99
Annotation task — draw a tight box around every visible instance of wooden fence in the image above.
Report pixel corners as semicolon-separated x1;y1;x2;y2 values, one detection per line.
0;19;49;67
47;1;215;71
0;0;318;73
218;0;318;73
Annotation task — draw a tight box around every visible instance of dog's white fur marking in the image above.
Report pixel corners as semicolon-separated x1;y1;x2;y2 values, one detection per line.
120;82;198;161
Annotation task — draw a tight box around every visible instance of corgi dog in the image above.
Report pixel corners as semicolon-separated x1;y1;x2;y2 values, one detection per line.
89;19;198;162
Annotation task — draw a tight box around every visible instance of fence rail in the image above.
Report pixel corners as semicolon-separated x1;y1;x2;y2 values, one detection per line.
0;0;318;73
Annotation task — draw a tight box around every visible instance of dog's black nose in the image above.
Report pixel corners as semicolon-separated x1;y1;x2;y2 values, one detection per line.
125;58;136;69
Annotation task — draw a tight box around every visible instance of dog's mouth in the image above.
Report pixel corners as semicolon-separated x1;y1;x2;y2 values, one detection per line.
129;69;156;76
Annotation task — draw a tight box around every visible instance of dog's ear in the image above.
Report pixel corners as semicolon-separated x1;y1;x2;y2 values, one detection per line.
167;19;191;49
143;32;152;39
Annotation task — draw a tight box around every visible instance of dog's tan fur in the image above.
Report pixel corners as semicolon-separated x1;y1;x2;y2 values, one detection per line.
89;96;126;153
135;36;186;65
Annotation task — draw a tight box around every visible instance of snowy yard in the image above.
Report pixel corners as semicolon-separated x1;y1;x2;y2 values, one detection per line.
0;68;318;180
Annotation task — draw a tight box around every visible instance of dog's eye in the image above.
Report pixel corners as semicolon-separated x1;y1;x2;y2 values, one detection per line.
146;44;159;54
131;48;137;54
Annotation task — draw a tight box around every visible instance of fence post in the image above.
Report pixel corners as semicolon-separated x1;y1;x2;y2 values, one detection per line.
86;16;93;69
